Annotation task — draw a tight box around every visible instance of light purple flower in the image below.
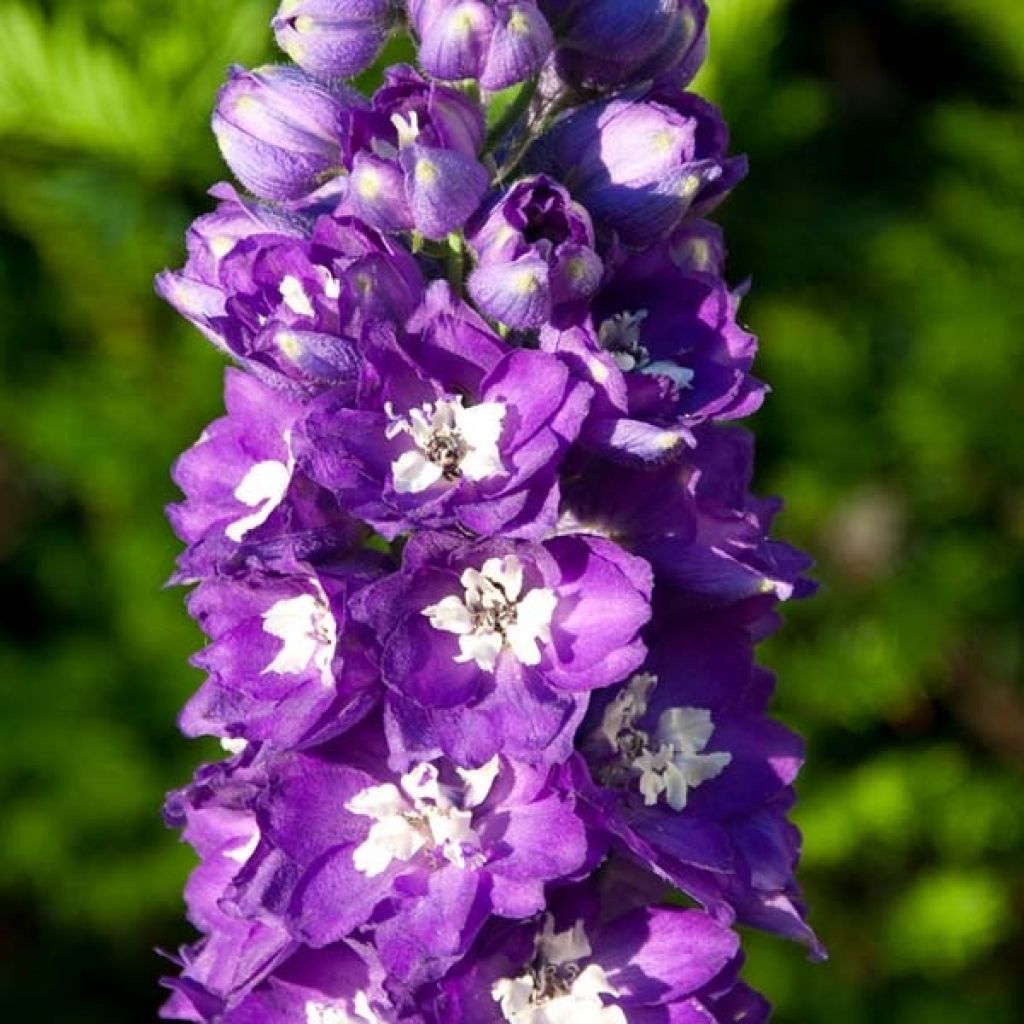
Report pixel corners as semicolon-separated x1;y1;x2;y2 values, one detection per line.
409;0;554;91
467;174;603;329
347;65;491;239
272;0;396;80
351;531;652;767
181;563;381;749
538;88;746;246
159;211;423;395
212;65;364;201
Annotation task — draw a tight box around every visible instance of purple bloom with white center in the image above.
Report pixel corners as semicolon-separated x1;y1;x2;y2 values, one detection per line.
352;532;652;767
159;211;423;395
539;88;746;247
301;284;592;539
542;0;709;91
540;261;763;463
574;617;823;955
181;563;381;750
272;0;397;80
415;878;748;1024
409;0;554;92
212;65;365;202
347;65;491;240
197;726;594;986
467;175;603;329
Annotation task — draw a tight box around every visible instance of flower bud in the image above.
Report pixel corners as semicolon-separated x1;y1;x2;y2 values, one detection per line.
347;65;491;239
212;64;364;201
467;174;602;328
410;0;554;91
543;0;708;90
272;0;395;79
540;89;745;246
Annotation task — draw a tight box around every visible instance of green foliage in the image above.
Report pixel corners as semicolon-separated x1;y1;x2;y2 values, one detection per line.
0;1;1021;1020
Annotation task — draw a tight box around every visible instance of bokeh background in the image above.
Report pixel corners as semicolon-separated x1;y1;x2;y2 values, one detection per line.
1;0;1022;1020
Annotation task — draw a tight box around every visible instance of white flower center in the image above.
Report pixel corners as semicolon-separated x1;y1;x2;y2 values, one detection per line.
386;397;506;495
260;579;338;688
593;673;731;811
492;918;626;1024
423;555;557;672
280;274;315;317
225;430;296;542
597;309;694;388
305;994;383;1024
346;758;499;877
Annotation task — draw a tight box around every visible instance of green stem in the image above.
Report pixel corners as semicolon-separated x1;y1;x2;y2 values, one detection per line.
446;231;466;294
485;77;540;153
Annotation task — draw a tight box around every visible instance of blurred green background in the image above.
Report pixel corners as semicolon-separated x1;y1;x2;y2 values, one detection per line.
0;0;1021;1020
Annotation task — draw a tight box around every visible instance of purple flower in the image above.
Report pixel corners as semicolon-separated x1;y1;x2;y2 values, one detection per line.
212;65;364;201
347;65;491;239
272;0;396;80
301;284;592;539
538;88;746;246
161;764;296;1020
560;425;815;605
543;0;709;90
409;0;554;91
415;879;748;1023
159;211;423;395
194;728;594;985
351;531;652;767
573;618;822;954
180;563;381;749
467;174;603;329
540;257;764;463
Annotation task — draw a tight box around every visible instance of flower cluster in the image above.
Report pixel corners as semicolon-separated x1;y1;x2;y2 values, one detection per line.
158;2;821;1021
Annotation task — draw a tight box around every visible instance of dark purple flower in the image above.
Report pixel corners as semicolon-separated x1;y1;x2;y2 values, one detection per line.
272;0;396;80
543;0;709;90
415;879;748;1023
301;284;592;539
159;210;423;395
212;65;365;201
540;258;764;464
573;617;822;955
559;425;815;606
409;0;554;91
467;174;603;329
352;531;652;767
347;65;491;240
538;88;746;246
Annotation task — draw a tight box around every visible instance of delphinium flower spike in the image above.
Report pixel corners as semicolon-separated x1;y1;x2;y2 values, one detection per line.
158;2;822;1021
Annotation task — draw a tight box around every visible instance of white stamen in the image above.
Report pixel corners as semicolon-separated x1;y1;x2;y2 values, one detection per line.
226;431;296;542
390;110;421;148
225;823;260;867
305;995;384;1024
423;555;557;672
346;761;492;877
593;673;731;811
492;918;627;1024
219;736;248;755
279;274;315;317
261;578;338;687
386;396;505;495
